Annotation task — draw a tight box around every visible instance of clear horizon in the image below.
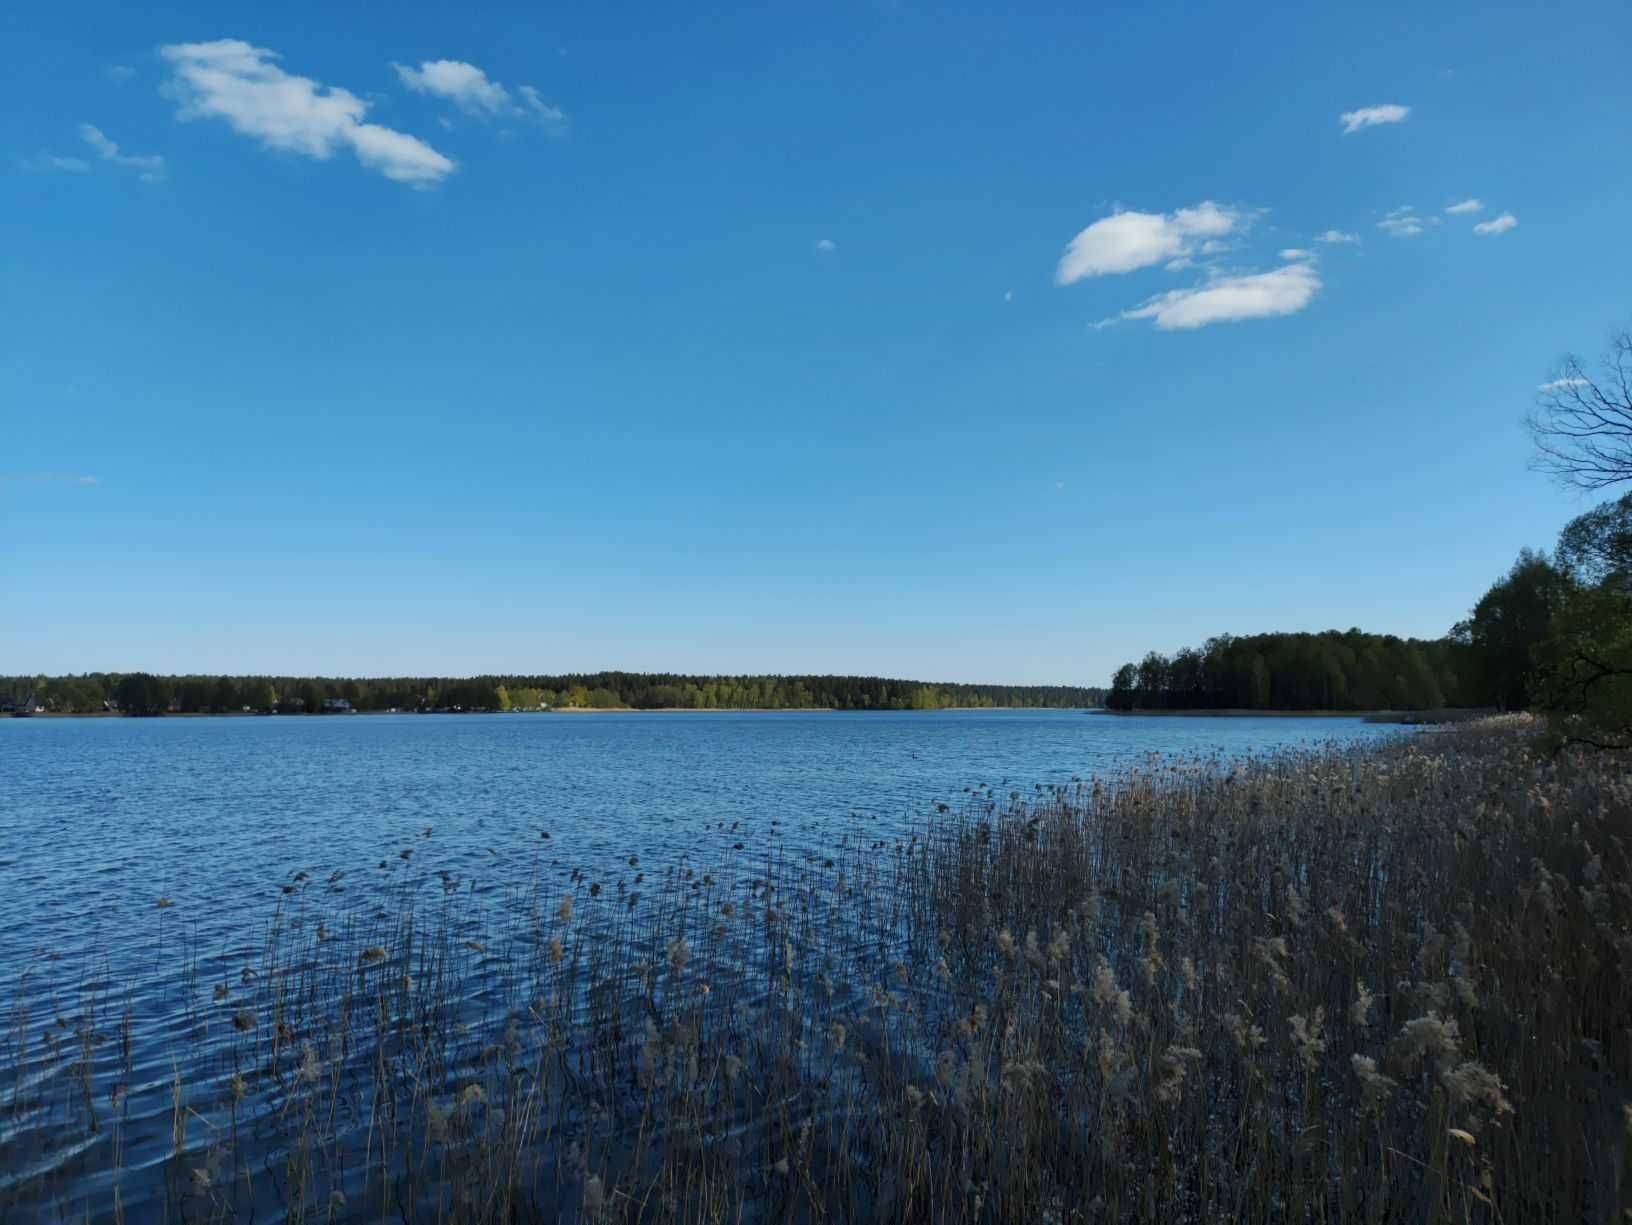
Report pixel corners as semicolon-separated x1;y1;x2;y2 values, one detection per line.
4;2;1629;687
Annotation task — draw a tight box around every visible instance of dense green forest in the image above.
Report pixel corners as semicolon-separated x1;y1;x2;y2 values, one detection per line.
0;671;1105;716
1104;324;1632;733
1104;629;1467;711
1106;494;1630;727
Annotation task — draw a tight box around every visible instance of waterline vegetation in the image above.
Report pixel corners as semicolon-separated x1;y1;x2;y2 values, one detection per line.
4;717;1628;1221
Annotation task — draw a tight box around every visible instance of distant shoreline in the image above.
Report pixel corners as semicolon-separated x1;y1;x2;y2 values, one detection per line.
1093;708;1397;718
4;705;1101;719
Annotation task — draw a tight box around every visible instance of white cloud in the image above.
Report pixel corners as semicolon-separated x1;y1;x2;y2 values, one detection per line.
1445;198;1483;215
516;85;564;123
1278;248;1312;261
1377;206;1426;238
1100;259;1321;331
394;60;564;125
1538;377;1588;392
1316;229;1359;244
78;124;117;158
395;60;510;116
20;152;91;174
1340;104;1409;134
79;123;167;181
1473;211;1517;236
814;238;837;253
1055;201;1239;283
160;39;455;187
1;472;102;487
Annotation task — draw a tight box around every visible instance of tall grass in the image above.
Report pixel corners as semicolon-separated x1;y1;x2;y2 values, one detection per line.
3;717;1627;1221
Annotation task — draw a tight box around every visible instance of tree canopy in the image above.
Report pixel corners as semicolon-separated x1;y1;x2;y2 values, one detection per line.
1105;630;1463;712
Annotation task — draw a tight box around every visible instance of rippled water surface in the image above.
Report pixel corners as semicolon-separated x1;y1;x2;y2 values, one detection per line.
0;709;1397;1219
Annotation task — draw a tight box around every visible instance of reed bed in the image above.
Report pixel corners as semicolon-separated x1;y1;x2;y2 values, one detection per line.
3;717;1629;1221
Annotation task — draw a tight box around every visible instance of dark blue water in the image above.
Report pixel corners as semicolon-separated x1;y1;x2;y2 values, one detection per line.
0;709;1396;1218
0;710;1398;970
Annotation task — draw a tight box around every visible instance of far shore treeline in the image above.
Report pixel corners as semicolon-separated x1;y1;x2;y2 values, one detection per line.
0;672;1107;716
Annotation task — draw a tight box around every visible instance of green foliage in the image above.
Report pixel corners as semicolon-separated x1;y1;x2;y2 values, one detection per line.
1105;629;1463;712
1104;497;1628;736
1452;550;1574;710
1556;492;1632;591
4;671;1104;715
1536;571;1632;750
112;672;172;716
36;675;107;712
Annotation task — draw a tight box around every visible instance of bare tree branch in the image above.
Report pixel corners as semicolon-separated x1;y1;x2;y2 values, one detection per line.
1529;331;1632;490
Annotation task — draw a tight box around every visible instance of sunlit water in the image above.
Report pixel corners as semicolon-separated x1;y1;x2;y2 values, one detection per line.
0;709;1398;1219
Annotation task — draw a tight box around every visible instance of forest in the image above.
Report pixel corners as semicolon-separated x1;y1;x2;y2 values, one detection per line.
1106;506;1625;719
0;671;1106;716
1104;629;1465;712
1106;331;1632;745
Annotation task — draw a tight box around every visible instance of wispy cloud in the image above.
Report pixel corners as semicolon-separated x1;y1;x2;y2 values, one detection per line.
160;39;456;187
1315;229;1359;244
79;123;166;181
1279;248;1312;261
1444;198;1483;215
1377;206;1427;238
0;472;101;488
1340;104;1409;134
1538;377;1588;392
516;85;564;124
394;60;564;125
814;238;837;253
1097;258;1321;331
1473;211;1517;236
1056;201;1240;283
19;152;91;175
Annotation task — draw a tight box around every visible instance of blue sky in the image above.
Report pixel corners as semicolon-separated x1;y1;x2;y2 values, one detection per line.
4;1;1629;685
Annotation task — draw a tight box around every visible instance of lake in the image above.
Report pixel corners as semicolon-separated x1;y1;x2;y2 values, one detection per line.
0;709;1398;1219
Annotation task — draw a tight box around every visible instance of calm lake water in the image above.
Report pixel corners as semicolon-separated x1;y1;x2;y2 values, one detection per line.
0;709;1398;1219
0;709;1400;974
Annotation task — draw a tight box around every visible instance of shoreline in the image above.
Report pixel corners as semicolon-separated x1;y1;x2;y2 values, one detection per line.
3;704;1101;719
1093;707;1442;719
